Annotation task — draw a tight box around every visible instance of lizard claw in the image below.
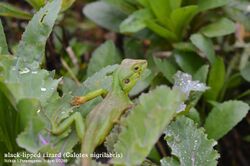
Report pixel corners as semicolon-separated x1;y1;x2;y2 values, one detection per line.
71;96;87;106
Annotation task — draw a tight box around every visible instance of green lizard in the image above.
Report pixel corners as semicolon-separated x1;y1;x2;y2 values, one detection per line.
51;59;147;165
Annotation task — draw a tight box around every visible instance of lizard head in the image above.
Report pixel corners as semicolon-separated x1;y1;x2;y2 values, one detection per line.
116;59;147;93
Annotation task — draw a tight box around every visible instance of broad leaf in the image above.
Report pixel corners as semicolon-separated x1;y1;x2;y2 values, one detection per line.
0;2;32;20
164;116;219;166
0;20;9;55
153;57;178;83
120;9;153;33
240;62;250;82
15;0;61;70
104;0;137;13
112;86;185;165
174;51;204;75
161;157;179;166
25;0;45;10
200;18;236;38
0;91;20;154
17;94;79;153
205;100;249;140
205;57;225;101
145;20;178;42
170;5;198;39
198;0;230;11
87;41;122;77
148;0;181;23
190;33;216;64
61;0;76;11
83;1;127;32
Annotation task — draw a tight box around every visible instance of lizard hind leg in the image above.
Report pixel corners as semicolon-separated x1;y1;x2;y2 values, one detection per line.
51;112;85;140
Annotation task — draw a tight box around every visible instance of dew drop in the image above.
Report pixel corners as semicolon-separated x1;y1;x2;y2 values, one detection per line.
41;87;47;92
19;67;30;74
32;71;38;74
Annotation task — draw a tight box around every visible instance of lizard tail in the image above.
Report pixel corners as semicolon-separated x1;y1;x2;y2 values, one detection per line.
81;138;95;166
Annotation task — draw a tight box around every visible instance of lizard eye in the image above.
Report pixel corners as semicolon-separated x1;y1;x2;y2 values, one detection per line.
134;66;140;71
124;79;130;84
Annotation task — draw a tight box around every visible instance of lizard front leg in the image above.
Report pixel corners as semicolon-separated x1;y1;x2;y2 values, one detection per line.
51;112;85;140
71;89;108;106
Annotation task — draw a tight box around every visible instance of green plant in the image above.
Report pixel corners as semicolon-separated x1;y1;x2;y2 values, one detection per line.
0;0;249;165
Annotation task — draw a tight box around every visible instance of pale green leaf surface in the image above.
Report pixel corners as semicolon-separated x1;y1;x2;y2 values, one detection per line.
17;115;46;153
240;62;250;82
87;41;121;77
112;86;185;165
200;18;236;38
120;9;153;33
104;0;137;13
153;57;178;83
15;0;61;70
0;2;32;20
0;20;9;55
198;0;230;11
83;1;127;32
160;157;179;166
164;116;219;166
205;100;249;140
190;33;216;64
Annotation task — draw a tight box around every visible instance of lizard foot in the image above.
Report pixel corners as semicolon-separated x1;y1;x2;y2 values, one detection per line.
70;96;87;106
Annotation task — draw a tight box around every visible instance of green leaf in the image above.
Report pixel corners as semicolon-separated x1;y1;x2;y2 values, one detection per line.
0;55;60;107
104;0;137;13
61;0;75;11
153;57;178;83
190;33;216;64
240;62;250;82
194;65;209;83
145;20;178;42
83;1;127;32
123;37;144;59
112;86;185;165
198;0;230;11
17;115;46;153
25;0;46;10
17;99;40;130
0;91;20;153
164;116;219;166
170;5;198;39
204;57;225;101
224;0;250;31
161;157;179;166
3;69;60;106
17;94;78;153
137;0;150;8
205;100;249;140
0;2;32;20
174;51;204;75
87;41;122;77
200;18;236;38
15;0;62;70
148;0;181;23
0;20;9;55
120;9;153;33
